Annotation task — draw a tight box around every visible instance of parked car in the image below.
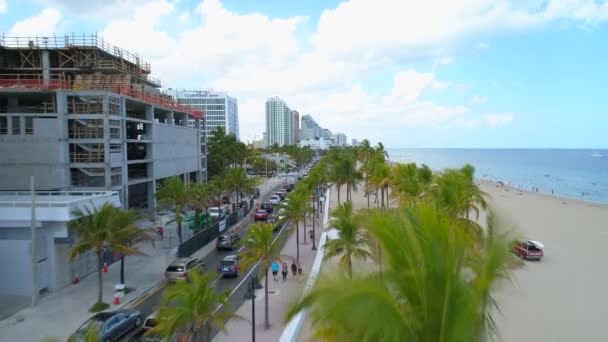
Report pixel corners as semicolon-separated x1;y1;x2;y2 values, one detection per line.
268;215;282;231
269;195;281;205
207;207;226;219
254;209;268;221
513;240;544;260
281;185;292;192
165;257;204;281
71;310;142;342
261;201;274;213
216;255;241;277
216;233;240;250
128;312;163;342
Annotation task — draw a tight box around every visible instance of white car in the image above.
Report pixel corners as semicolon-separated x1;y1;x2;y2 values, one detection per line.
208;207;228;219
269;195;281;205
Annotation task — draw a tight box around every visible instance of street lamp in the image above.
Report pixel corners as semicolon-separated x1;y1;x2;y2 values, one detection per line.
311;200;317;251
244;276;256;342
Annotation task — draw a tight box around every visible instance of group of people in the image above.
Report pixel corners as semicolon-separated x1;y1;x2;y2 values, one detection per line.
271;259;303;282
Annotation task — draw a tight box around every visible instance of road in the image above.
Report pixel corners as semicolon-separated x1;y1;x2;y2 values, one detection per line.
121;182;289;342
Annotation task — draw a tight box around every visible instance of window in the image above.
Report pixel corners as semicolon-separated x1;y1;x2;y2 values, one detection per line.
12;116;20;134
25;117;34;135
0;117;7;134
110;144;121;153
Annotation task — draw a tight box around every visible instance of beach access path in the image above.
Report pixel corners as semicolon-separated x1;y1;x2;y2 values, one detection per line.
479;180;608;342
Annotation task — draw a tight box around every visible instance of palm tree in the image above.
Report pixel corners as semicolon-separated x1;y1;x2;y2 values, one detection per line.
156;176;190;244
279;187;308;262
189;182;214;232
323;201;371;278
209;176;228;208
432;165;488;220
68;203;138;308
287;204;519;341
153;272;235;342
389;163;434;207
239;223;278;329
368;153;390;208
226;167;257;205
357;139;374;209
111;209;149;286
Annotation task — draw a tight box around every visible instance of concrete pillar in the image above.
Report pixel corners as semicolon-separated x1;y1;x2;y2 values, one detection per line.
103;113;111;189
41;50;51;84
56;92;71;189
145;104;154;121
147;180;156;215
167;111;174;125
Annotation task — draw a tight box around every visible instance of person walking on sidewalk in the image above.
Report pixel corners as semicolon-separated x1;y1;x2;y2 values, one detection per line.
298;262;303;278
282;262;289;282
271;260;279;282
291;260;298;277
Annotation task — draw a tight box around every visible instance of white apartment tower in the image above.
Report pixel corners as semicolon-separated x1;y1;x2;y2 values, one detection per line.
176;90;239;139
265;97;294;147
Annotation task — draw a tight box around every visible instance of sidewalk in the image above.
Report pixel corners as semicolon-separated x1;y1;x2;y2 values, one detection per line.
213;208;325;341
0;177;283;342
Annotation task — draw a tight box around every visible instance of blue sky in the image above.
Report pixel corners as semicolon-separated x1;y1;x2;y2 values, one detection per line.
1;0;608;148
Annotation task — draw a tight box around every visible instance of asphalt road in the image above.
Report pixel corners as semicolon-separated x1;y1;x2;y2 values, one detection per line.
120;182;289;342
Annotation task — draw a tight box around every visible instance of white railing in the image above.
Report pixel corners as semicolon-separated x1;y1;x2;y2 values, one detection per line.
279;187;331;342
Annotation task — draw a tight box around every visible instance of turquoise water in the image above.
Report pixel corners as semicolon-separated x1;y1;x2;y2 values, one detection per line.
387;149;608;204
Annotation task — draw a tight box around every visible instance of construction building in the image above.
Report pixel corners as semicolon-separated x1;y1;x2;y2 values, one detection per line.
0;34;207;211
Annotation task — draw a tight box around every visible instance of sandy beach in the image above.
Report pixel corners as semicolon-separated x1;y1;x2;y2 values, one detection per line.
322;183;608;341
478;180;608;341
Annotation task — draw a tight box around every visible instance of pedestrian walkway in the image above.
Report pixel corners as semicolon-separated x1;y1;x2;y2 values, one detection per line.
213;209;324;342
0;178;283;342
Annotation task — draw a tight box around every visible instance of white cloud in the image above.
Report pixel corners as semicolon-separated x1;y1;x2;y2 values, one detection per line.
484;113;515;127
178;11;190;23
0;0;7;14
470;95;488;104
477;42;491;50
8;8;62;36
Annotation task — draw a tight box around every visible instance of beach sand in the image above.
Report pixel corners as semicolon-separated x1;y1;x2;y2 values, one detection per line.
478;180;608;341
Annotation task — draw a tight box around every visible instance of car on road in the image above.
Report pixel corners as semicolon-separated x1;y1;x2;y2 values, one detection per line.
269;195;281;205
513;240;544;260
207;206;228;220
216;255;241;277
276;190;287;199
216;233;240;250
261;201;274;213
268;215;283;231
128;312;163;342
71;310;142;342
254;209;268;221
165;257;204;281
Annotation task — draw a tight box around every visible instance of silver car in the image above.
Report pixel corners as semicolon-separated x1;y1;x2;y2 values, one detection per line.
165;257;204;281
71;310;142;342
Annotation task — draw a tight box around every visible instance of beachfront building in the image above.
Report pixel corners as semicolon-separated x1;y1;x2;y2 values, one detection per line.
300;114;321;140
0;191;121;300
333;132;348;146
320;128;333;140
175;89;239;139
292;110;300;144
265;96;294;147
299;138;333;150
0;34;207;211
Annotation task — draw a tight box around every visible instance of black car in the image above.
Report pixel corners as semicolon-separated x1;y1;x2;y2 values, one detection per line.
216;255;241;277
261;201;274;213
216;233;240;250
71;310;142;342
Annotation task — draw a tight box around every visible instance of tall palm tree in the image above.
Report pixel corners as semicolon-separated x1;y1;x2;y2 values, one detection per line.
368;153;390;209
189;182;214;232
111;209;149;285
280;187;308;262
287;204;518;341
156;176;190;244
69;203;138;307
226;167;257;205
208;176;228;208
323;201;372;278
432;165;488;221
153;272;235;342
357;139;374;209
389;163;434;207
239;223;278;329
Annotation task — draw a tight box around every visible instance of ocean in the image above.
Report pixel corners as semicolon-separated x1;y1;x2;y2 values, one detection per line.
387;149;608;205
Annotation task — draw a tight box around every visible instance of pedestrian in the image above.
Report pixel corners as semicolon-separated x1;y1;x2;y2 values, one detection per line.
291;260;297;277
271;261;279;282
309;229;313;240
282;262;288;282
298;262;303;277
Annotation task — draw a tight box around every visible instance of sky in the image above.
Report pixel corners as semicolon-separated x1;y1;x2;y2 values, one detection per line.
1;0;608;148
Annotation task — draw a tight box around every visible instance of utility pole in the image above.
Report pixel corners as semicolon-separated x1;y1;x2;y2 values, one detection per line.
312;200;317;251
30;176;39;307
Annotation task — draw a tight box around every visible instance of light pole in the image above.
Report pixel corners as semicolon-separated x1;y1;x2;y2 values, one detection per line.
245;276;256;342
311;200;317;251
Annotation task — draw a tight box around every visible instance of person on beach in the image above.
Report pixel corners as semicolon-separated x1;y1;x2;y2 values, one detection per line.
282;262;288;282
291;260;298;277
271;261;279;282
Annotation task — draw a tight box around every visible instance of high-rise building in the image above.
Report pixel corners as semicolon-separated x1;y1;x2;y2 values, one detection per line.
292;110;300;144
299;138;333;150
333;132;348;146
321;128;333;140
265;97;294;147
300;114;321;140
176;90;239;139
352;138;359;146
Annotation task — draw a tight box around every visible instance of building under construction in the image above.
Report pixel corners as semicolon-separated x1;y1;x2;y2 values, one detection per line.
0;34;208;210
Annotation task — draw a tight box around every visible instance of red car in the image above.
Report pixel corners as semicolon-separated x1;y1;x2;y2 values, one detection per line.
254;210;268;221
513;240;544;261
